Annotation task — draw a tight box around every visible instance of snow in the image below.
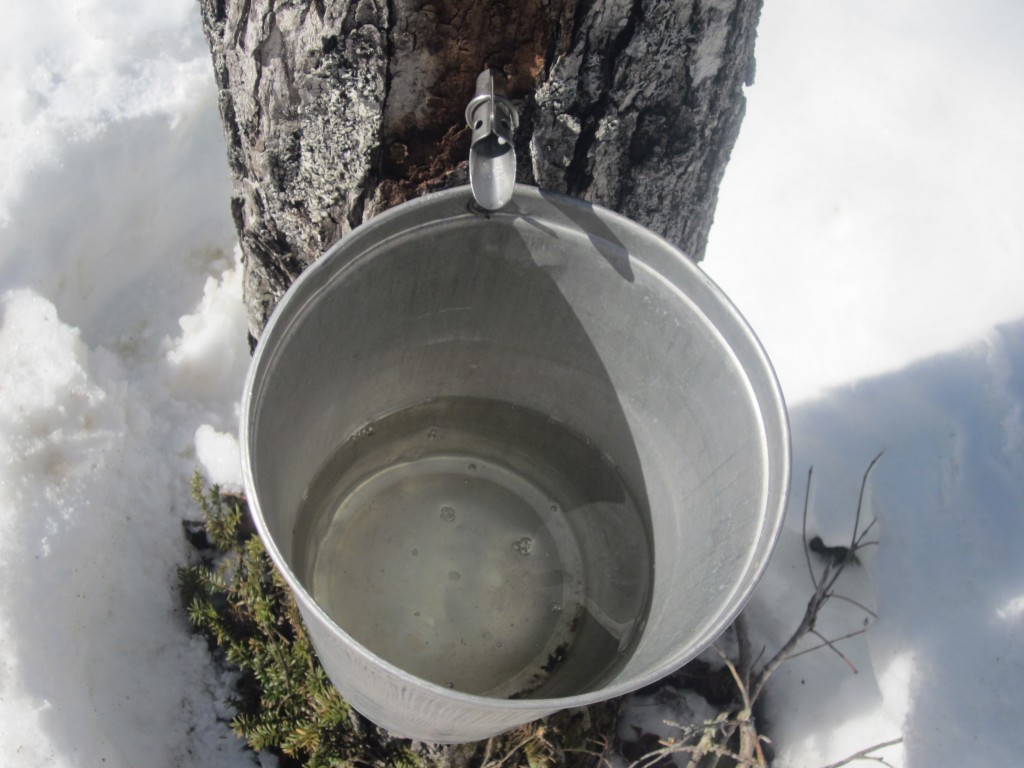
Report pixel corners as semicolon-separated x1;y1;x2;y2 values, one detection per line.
731;324;1024;766
0;0;1021;766
0;2;251;764
615;685;718;766
705;0;1024;404
696;1;1024;763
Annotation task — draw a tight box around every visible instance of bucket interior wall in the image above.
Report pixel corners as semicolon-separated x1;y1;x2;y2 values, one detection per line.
247;191;787;697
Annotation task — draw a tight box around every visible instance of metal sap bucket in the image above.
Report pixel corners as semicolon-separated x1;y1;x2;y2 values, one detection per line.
240;183;790;743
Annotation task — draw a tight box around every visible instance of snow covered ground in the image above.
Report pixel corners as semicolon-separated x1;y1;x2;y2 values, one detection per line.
0;1;1021;766
701;1;1024;764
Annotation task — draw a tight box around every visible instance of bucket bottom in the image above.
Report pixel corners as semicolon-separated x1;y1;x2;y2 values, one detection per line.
294;397;653;699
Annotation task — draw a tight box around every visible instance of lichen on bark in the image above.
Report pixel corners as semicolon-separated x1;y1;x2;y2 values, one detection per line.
199;0;762;339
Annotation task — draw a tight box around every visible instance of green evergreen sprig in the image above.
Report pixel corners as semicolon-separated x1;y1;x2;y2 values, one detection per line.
179;474;619;767
178;474;422;767
178;465;902;768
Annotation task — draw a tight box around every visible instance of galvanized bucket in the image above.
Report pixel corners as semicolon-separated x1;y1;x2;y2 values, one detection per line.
241;182;789;742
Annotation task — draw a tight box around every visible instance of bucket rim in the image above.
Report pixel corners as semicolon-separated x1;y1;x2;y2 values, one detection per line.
239;183;792;712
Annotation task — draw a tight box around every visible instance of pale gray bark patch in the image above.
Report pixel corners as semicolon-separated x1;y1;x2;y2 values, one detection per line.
201;0;389;336
199;0;761;339
532;0;760;261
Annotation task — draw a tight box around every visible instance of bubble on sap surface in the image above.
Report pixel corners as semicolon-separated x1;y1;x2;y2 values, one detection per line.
446;682;455;689
496;641;503;648
307;397;654;698
426;427;438;440
512;537;533;556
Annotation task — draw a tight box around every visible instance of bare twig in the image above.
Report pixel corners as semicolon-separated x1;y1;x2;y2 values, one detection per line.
750;643;767;673
683;711;731;768
802;467;818;589
637;741;762;768
633;720;766;768
479;736;495;766
750;454;884;704
480;729;537;768
809;629;859;673
749;572;829;704
562;743;616;768
623;712;762;768
627;455;890;768
813;456;882;598
856;518;879;543
735;613;754;686
818;737;903;768
785;627;869;662
697;650;768;767
815;457;881;594
850;453;883;550
715;646;751;711
829;593;878;619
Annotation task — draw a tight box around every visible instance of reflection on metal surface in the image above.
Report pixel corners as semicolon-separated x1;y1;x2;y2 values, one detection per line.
466;69;518;211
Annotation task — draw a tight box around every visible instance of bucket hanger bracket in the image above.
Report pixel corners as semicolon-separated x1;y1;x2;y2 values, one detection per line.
465;69;519;211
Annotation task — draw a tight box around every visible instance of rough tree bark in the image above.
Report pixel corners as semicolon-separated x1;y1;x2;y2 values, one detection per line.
198;0;762;341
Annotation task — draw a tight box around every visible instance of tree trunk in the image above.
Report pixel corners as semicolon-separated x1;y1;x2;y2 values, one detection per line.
198;0;762;340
